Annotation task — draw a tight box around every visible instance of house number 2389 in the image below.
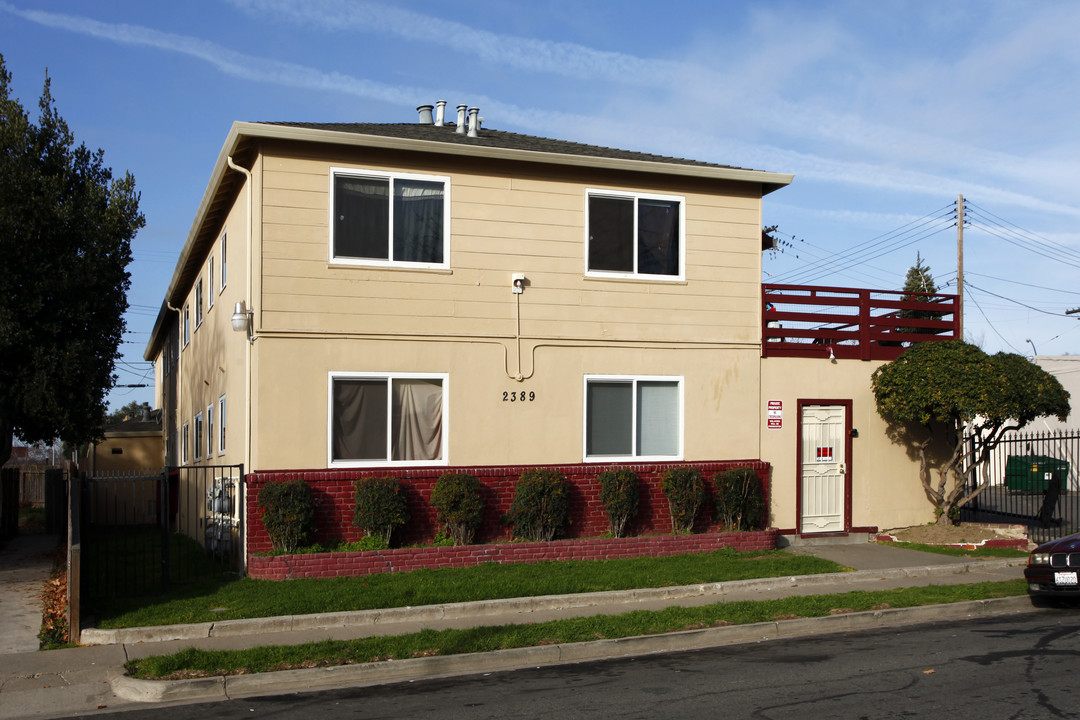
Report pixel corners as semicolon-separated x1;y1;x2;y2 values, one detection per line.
503;391;535;402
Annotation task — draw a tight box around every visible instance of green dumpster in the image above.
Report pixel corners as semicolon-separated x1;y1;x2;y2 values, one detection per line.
1004;455;1070;491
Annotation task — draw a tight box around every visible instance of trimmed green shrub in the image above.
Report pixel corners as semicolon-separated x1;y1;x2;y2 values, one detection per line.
713;467;766;531
353;476;409;546
507;468;571;542
597;468;639;538
258;479;317;553
430;472;484;546
661;467;705;534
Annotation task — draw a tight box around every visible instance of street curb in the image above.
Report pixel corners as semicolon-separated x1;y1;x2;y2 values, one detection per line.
111;594;1035;703
81;558;1024;646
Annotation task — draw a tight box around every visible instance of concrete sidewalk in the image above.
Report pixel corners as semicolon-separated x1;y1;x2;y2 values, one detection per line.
0;534;58;655
0;542;1033;719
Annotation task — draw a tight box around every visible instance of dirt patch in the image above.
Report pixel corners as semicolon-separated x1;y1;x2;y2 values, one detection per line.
881;523;1026;545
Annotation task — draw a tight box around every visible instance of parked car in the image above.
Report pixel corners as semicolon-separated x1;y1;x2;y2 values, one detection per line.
1025;531;1080;600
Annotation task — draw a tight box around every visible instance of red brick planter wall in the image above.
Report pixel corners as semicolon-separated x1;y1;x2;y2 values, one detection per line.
246;460;771;558
248;529;780;580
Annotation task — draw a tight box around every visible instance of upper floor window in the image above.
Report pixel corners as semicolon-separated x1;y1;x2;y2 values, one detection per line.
584;375;682;461
194;278;204;328
331;168;449;269
329;372;447;467
182;303;190;347
586;190;684;280
219;233;227;292
207;257;215;310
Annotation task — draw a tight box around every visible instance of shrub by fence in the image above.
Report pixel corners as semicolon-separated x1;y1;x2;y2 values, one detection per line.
245;460;771;557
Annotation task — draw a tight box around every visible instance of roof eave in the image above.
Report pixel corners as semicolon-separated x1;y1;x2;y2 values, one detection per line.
239;122;795;190
144;121;794;358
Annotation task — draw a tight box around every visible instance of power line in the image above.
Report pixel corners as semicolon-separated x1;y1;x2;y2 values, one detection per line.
966;271;1080;296
768;202;956;286
965;286;1023;354
964;280;1074;317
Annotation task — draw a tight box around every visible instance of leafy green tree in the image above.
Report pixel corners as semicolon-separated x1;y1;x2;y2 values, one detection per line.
871;340;1070;523
0;55;144;465
105;401;148;425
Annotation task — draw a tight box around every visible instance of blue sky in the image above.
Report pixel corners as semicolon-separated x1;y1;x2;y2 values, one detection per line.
2;0;1079;413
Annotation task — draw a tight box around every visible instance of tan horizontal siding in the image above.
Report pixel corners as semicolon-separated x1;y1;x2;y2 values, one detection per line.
257;151;762;343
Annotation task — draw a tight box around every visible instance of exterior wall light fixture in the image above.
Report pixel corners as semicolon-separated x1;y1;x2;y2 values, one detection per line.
231;300;253;342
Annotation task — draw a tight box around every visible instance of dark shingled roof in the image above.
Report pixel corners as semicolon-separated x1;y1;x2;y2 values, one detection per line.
262;121;752;172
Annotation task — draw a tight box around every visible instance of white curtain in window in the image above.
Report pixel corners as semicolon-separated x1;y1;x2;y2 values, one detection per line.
637;381;678;456
392;378;443;461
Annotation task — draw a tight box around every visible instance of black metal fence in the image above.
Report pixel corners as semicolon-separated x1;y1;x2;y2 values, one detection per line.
81;465;243;603
960;429;1080;545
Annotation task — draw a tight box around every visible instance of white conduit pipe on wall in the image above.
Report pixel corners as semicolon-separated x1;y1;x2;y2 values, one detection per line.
226;155;252;573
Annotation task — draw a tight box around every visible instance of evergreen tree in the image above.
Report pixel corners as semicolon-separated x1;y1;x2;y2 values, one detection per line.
0;55;145;465
896;252;944;337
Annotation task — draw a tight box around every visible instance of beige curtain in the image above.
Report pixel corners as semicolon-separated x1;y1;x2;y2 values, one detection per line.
392;379;443;461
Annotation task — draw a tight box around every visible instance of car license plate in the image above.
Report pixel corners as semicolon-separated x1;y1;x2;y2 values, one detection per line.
1054;571;1078;586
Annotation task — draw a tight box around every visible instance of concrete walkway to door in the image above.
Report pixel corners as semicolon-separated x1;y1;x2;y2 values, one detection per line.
0;534;57;654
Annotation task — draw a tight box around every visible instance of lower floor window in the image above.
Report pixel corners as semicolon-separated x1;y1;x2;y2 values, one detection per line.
584;376;681;460
330;373;446;465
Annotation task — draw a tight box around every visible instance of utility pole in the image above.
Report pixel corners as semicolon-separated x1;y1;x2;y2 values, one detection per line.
957;194;965;341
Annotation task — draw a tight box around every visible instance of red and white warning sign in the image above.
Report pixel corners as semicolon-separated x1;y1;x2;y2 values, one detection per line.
816;446;834;462
767;400;783;429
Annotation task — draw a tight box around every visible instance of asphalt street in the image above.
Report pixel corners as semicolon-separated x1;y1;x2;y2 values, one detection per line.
61;608;1080;720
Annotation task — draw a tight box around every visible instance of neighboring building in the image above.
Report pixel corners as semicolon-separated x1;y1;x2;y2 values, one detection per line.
144;103;960;543
89;413;164;474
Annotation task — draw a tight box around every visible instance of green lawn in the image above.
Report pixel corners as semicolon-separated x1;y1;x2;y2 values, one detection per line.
878;541;1029;558
125;579;1026;679
95;548;844;629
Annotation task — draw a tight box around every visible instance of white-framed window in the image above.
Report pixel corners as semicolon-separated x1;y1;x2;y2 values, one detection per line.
181;421;190;464
328;372;448;467
194;278;204;328
207;257;214;310
194;411;204;461
206;403;214;460
219;233;227;292
182;303;190;347
218;394;226;455
330;168;450;269
583;375;683;461
585;189;684;280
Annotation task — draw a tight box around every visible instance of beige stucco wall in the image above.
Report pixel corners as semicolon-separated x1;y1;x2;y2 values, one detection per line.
175;174;251;470
250;337;763;469
239;141;768;471
760;356;951;532
92;433;163;473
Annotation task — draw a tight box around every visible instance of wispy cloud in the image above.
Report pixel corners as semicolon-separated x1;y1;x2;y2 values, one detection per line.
225;0;691;88
4;0;1076;222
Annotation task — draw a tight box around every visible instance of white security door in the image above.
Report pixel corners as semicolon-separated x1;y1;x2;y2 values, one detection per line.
800;404;846;533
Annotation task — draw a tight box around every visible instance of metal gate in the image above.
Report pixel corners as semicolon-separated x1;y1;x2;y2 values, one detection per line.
960;430;1080;545
81;465;243;602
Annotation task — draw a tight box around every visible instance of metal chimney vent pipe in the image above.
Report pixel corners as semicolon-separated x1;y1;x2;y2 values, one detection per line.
417;104;434;124
467;107;480;137
434;100;446;126
456;104;467;134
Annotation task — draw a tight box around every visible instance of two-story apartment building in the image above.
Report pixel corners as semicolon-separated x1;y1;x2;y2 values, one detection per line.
145;104;959;549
